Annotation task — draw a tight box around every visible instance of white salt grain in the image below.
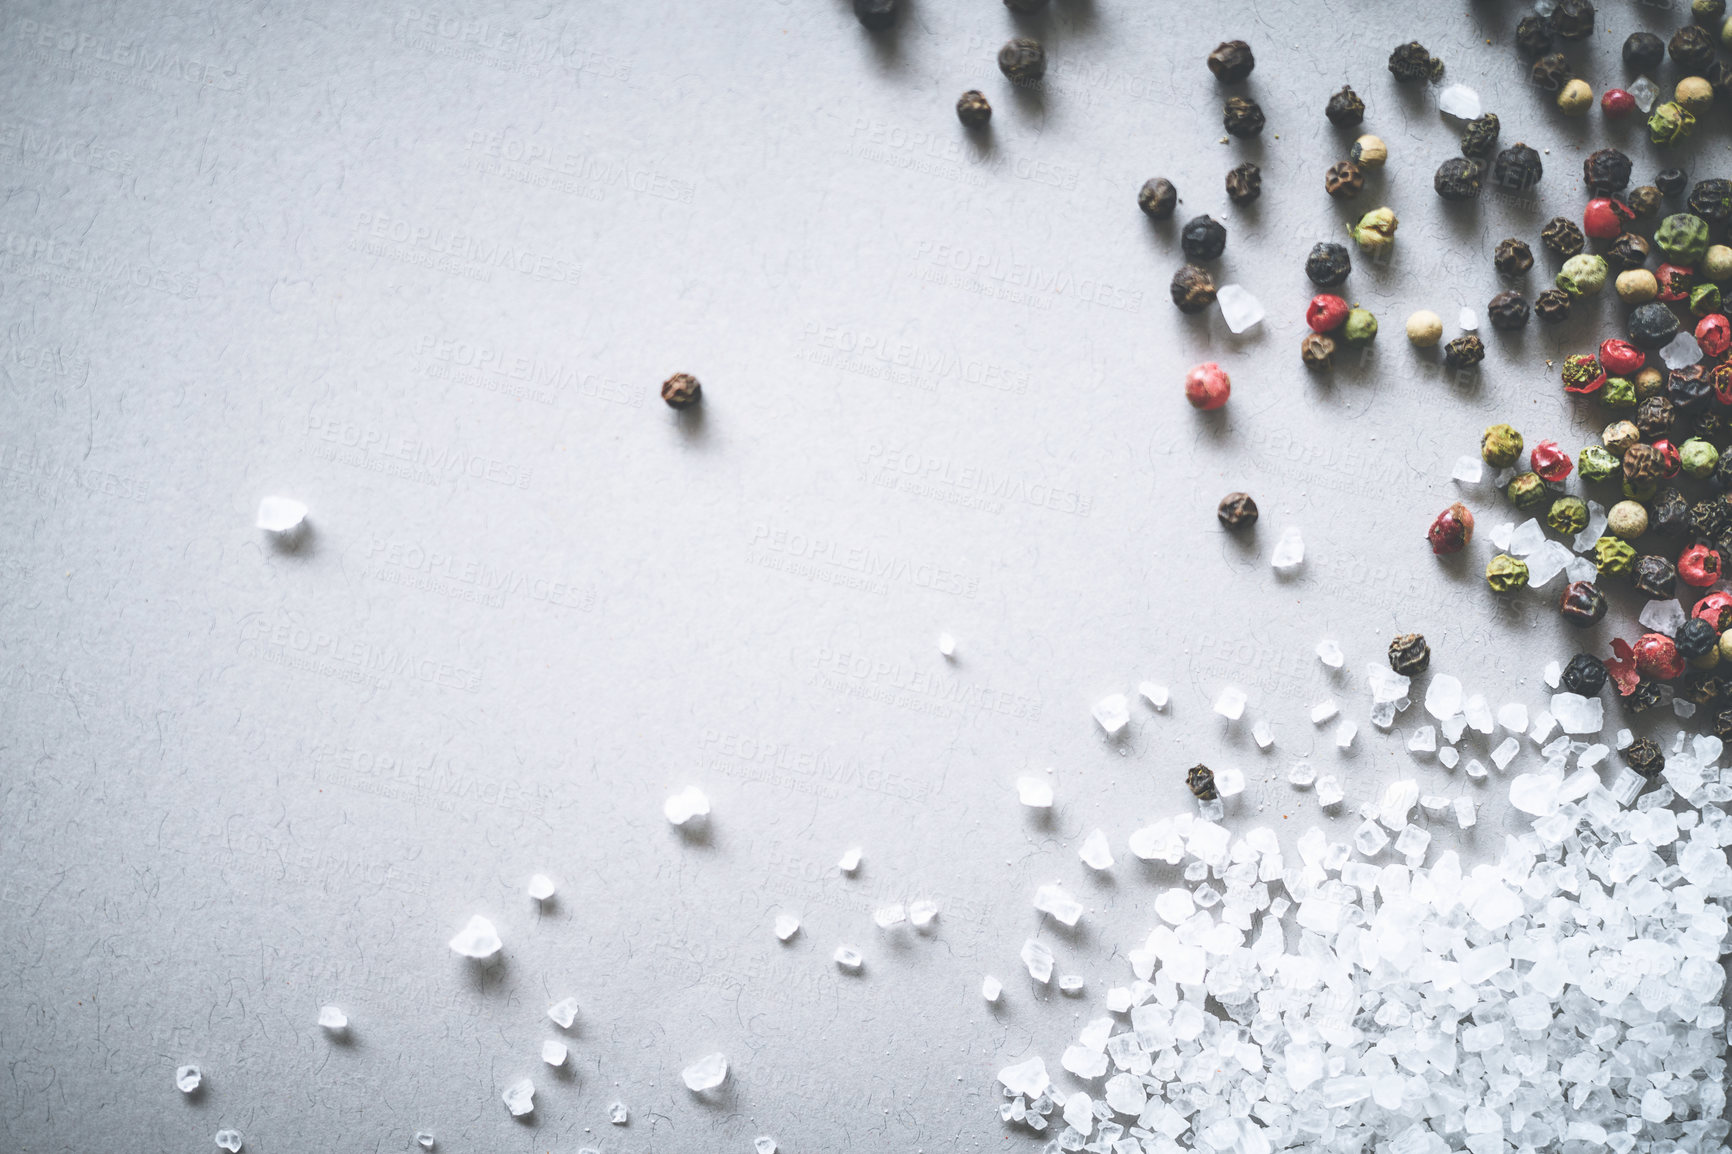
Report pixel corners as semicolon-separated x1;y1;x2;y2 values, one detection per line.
448;916;502;960
501;1079;535;1116
1016;776;1054;808
1438;84;1482;119
1288;761;1316;787
610;1103;629;1125
1491;736;1521;770
664;786;710;826
1639;598;1688;635
547;997;579;1029
1315;774;1344;806
1079;829;1114;870
1214;766;1246;797
1450;456;1483;484
833;945;864;971
1454;796;1476;828
1630;74;1659;113
1496;703;1529;733
1138;682;1169;709
1213;686;1247;720
1270;527;1304;572
982;975;1002;1002
838;846;863;872
527;874;555;901
1310;699;1339;724
1425;675;1463;720
215;1130;244;1153
774;914;800;941
1407;725;1436;753
1335;719;1357;749
908;899;939;927
1458;305;1479;332
176;1065;202;1094
938;632;956;656
682;1053;728;1091
542;1040;567;1067
1252;720;1274;749
873;903;906;928
317;1006;347;1031
1661;331;1702;370
1033;884;1084;927
1216;284;1264;334
754;1138;778;1154
1315;639;1345;667
1092;693;1130;736
1020;939;1055;983
255;496;307;533
1438;746;1460;769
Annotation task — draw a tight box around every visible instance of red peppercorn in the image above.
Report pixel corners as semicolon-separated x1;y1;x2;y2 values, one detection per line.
1633;633;1685;681
1651;439;1681;478
1696;313;1731;359
1427;502;1475;554
1598;339;1644;376
1656;264;1693;303
1679;543;1723;587
1184;362;1231;410
1601;88;1635;118
1605;638;1641;696
1694;590;1732;631
1529;440;1573;483
1583;197;1633;239
1306;294;1349;333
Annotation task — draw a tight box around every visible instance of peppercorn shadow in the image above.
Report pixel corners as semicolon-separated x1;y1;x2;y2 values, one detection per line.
673;399;709;445
850;0;911;70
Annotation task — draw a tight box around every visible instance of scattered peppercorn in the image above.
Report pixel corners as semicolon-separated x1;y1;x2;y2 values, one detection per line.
1681;543;1724;586
1487;290;1530;331
1602;88;1636;118
1671;366;1714;413
1617;270;1659;304
661;372;701;408
1388;41;1443;82
1460;114;1500;158
1388;633;1431;676
1324;161;1364;200
1540;216;1582;258
1325;85;1364;126
1558;581;1608;627
1676;76;1715;116
1138;177;1177;220
1689;178;1732;226
1434;158;1482;202
1700;314;1732;357
1657;213;1711;264
1343;308;1377;345
1548;0;1595;39
1653;487;1692;536
1635;633;1685;681
1655;263;1693;303
1562;354;1605;395
1508;471;1547;509
1625;679;1665;714
1595;536;1638;573
1180;215;1227;263
1635;397;1676;439
1222;96;1265;138
1444;335;1484;371
1349;135;1387;168
1633;554;1678;598
1561;654;1608;696
1515;15;1552;58
1623;736;1665;776
1428;503;1474;554
1629;301;1682;349
853;0;898;29
1185;764;1218;801
1580;150;1632;198
1530;53;1570;93
1217;492;1258;529
956;90;991;128
1682;670;1722;704
1207;40;1255;83
1491;144;1544;193
1678;617;1720;661
1305;242;1351;287
1301;333;1335;369
1624;443;1666;487
1557;254;1608;297
1170;265;1217;313
1625;32;1665;71
1607;498;1647;539
1487;554;1530;592
1628;185;1663;218
1407;310;1444;347
1481;424;1524;468
1579;446;1620;482
1347;206;1397;252
1718;708;1732;740
1534;287;1572;324
1184;362;1231;411
997;38;1046;84
1549;496;1589;536
1697;0;1728;24
1670;24;1717;71
1494;238;1533;277
1649;102;1695;146
1225;162;1261;206
1604;232;1651;273
1532;441;1574;483
1657;168;1689;198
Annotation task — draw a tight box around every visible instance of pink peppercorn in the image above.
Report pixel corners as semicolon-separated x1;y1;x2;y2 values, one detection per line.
1633;633;1684;681
1605;638;1640;696
1306;294;1349;333
1601;88;1635;118
1184;362;1231;410
1694;590;1732;631
1529;441;1573;483
1598;339;1644;376
1652;439;1681;478
1679;543;1723;587
1697;313;1730;359
1656;264;1693;303
1427;503;1475;554
1583;197;1631;239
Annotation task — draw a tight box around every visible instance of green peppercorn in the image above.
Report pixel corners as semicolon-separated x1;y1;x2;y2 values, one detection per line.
1579;445;1621;481
1690;283;1722;315
1507;471;1547;509
1649;102;1696;146
1557;254;1608;297
1347;206;1397;252
1548;496;1589;536
1487;554;1530;592
1656;213;1712;264
1602;377;1637;409
1481;423;1523;468
1682;438;1721;478
1608;499;1649;539
1343;308;1377;345
1595;536;1638;574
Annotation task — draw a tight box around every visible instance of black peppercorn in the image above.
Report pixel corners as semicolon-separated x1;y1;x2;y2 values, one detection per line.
1301;333;1335;369
1487;290;1530;331
1628;186;1663;219
853;0;898;29
1170;265;1217;314
1688;179;1732;227
1625;679;1665;714
1207;40;1255;83
1388;42;1443;82
1707;60;1732;104
1138;178;1177;220
1604;233;1651;273
1548;0;1595;40
1222;96;1265;138
1558;581;1607;626
1388;633;1431;676
1491;144;1544;193
1682;670;1723;705
1494;238;1533;277
1692;498;1730;540
1632;554;1678;599
1582;148;1632;194
1624;31;1665;72
956;90;991;128
1656;169;1688;198
1654;487;1691;536
1561;653;1608;696
1629;302;1681;350
1180;215;1227;262
1306;242;1351;287
1623;736;1665;777
997;38;1046;85
1217;492;1258;529
1669;365;1713;413
1715;454;1732;494
1444;335;1485;370
1697;0;1729;24
1530;53;1570;93
1186;764;1218;801
1534;287;1572;324
1434;158;1482;202
1636;396;1677;439
1540;217;1583;258
661;372;701;408
1717;708;1732;740
1460;116;1502;159
1677;617;1719;662
1225;162;1261;206
1325;86;1365;127
1624;443;1667;486
1693;411;1727;445
1669;25;1717;72
1325;161;1364;200
1515;15;1552;59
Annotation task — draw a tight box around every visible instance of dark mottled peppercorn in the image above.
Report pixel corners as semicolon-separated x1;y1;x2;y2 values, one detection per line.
1717;708;1732;741
1388;633;1430;676
661;372;701;408
1217;492;1258;529
1624;443;1667;486
997;38;1046;84
1624;32;1665;72
956;90;991;128
1325;161;1364;200
1688;179;1732;226
1301;333;1336;369
1491;144;1543;193
1628;186;1663;219
1225;162;1261;206
1515;15;1552;59
1654;487;1692;536
1138;178;1177;220
1629;302;1682;349
1541;216;1583;258
1434;158;1482;201
1460;114;1500;158
853;0;898;29
1670;365;1713;412
1186;764;1218;801
1549;0;1595;39
1494;238;1533;277
1530;53;1570;93
1677;617;1720;661
1625;735;1666;775
1633;554;1678;598
1561;654;1608;696
1207;40;1255;83
1170;265;1217;314
1444;335;1485;370
1670;25;1717;71
1707;60;1732;104
1636;396;1676;439
1605;233;1651;273
1693;411;1727;445
1558;581;1608;626
1181;216;1227;262
1388;42;1443;82
1488;290;1530;331
1306;243;1351;287
1534;287;1572;324
1682;669;1723;705
1325;86;1365;126
1656;169;1688;198
1625;679;1665;714
1583;148;1631;193
1223;96;1265;138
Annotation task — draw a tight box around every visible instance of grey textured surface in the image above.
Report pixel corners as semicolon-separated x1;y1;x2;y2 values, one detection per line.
0;1;1721;1151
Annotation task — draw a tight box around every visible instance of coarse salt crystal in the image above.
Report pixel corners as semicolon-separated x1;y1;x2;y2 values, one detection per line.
1016;776;1053;808
1216;284;1265;334
1092;693;1130;735
1213;686;1247;720
1316;639;1345;667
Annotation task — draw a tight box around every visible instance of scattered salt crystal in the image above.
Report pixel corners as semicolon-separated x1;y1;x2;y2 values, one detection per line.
547;997;579;1029
1463;694;1494;735
610;1103;629;1125
938;632;956;656
1420;794;1449;813
1525;539;1574;587
215;1130;244;1153
1510;773;1560;816
1335;720;1356;749
1578;743;1609;768
255;496;307;533
838;846;863;872
1378;780;1419;828
1529;711;1557;743
542;1040;567;1066
833;945;864;971
1353;820;1389;856
1425;675;1463;720
1316;639;1345;667
176;1065;202;1093
1367;666;1409;704
1311;699;1338;724
1138;681;1168;709
1288;761;1316;787
1615;727;1634;749
1057;974;1085;995
1369;697;1397;729
501;1079;535;1116
1104;1071;1147;1116
997;1055;1049;1099
1394;825;1430;861
1155;888;1196;924
1508;519;1544;556
1252;720;1274;749
1565;554;1597;584
774;914;800;941
1407;725;1436;752
874;903;906;928
1489;521;1513;550
318;1006;347;1030
1438;746;1459;769
1544;661;1561;689
1021;939;1055;983
1315;774;1344;806
1496;703;1528;733
1675;697;1696;718
1469;883;1523;929
1639;598;1687;635
1016;776;1053;808
527;874;555;901
1033;884;1084;927
1630;74;1659;113
1216;284;1265;333
1271;527;1304;573
448;916;502;959
682;1053;728;1091
1213;686;1247;720
415;1131;434;1149
1491;736;1521;770
664;786;710;826
1551;692;1602;735
1465;758;1487;779
1438;83;1482;119
908;899;939;927
1458;305;1479;332
982;975;1002;1002
754;1138;778;1154
1214;766;1245;797
1441;714;1466;742
1079;829;1114;870
1450;456;1483;484
1092;693;1130;736
1660;331;1702;370
1454;796;1476;828
1062;1092;1095;1137
1572;500;1608;551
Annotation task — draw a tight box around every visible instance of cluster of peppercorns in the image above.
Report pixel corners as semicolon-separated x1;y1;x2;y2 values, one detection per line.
1518;2;1732;127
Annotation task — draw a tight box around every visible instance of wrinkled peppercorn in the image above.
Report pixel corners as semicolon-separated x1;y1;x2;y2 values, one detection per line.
956;90;992;128
1624;735;1665;775
1682;670;1723;705
1558;580;1608;626
1226;162;1261;206
1487;554;1530;592
1534;287;1572;323
1138;177;1177;220
1509;472;1547;509
1487;290;1530;331
1671;365;1713;413
1561;654;1608;696
1531;53;1570;93
1325;161;1364;200
1605;233;1651;273
1492;144;1544;193
1596;536;1638;573
1444;334;1485;370
1693;499;1731;540
1625;31;1665;71
1388;634;1430;675
1301;333;1336;369
1186;764;1218;801
1207;40;1255;83
1633;554;1678;598
1625;679;1665;713
1516;15;1553;58
1170;265;1217;314
1325;85;1364;126
1636;397;1676;439
1494;238;1533;277
1580;445;1621;481
1689;178;1732;226
1460;114;1500;158
1434;158;1482;201
1657;168;1689;198
853;0;898;29
1718;708;1732;740
1692;410;1726;444
1540;216;1583;258
1223;96;1265;138
997;38;1046;84
1305;242;1351;287
1428;503;1474;553
1549;0;1595;39
1649;101;1696;146
661;372;701;408
1217;492;1258;529
1654;486;1691;536
1670;24;1717;71
1389;42;1443;82
1582;148;1631;194
1482;424;1523;467
1677;617;1719;661
1629;302;1682;349
1628;186;1663;219
1181;215;1227;262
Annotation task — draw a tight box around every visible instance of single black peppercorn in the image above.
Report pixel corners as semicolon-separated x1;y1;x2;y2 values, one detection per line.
1491;144;1543;193
1632;554;1678;599
1715;455;1732;494
1494;238;1533;277
1170;265;1217;314
1306;242;1351;287
1548;0;1595;40
1225;162;1261;206
1604;233;1651;273
1558;581;1608;626
1677;617;1719;662
1624;31;1665;72
1682;670;1723;705
1670;365;1714;413
1301;333;1336;369
1534;287;1572;324
1707;60;1732;104
1692;498;1730;540
1487;290;1530;331
1629;302;1681;349
1325;161;1364;200
1138;178;1177;220
1515;15;1552;59
1186;764;1219;801
1207;40;1255;83
1217;492;1258;529
1656;169;1688;198
853;0;898;29
1688;179;1732;227
1530;53;1570;93
1388;42;1443;82
1434;158;1482;202
1325;86;1365;127
1693;411;1727;445
1540;216;1584;258
1623;736;1666;777
1669;25;1717;72
956;90;991;128
1561;653;1608;696
1180;215;1227;262
1460;114;1500;158
1625;680;1665;714
1222;96;1265;138
1636;396;1677;439
1628;186;1662;219
1717;708;1732;741
1388;633;1431;676
997;38;1047;85
1583;148;1632;194
1444;334;1485;370
661;372;701;409
1654;487;1691;536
